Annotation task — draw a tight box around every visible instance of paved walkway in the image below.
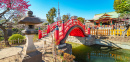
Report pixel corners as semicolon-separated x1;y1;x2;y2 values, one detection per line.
0;41;44;59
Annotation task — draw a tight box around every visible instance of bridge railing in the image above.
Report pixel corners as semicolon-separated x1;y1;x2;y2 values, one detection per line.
57;19;88;44
50;21;62;32
39;18;90;45
38;21;62;39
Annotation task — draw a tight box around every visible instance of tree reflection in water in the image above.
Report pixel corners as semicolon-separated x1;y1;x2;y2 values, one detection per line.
67;42;130;62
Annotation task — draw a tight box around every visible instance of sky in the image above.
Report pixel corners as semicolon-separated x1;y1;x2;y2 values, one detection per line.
28;0;115;20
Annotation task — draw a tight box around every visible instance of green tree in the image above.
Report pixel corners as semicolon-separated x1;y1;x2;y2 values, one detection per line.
46;7;57;24
114;0;130;13
113;0;122;12
113;0;130;37
77;17;85;23
62;14;70;22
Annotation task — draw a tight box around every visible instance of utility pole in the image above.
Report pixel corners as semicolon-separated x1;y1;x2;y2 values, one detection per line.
57;2;61;21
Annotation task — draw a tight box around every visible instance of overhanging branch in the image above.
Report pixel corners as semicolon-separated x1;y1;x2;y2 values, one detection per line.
0;8;10;18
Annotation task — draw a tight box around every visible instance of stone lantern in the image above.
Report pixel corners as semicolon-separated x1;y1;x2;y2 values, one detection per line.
3;22;13;37
18;11;43;62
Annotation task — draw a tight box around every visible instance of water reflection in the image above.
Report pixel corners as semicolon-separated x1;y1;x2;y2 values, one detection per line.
68;42;130;62
87;50;130;62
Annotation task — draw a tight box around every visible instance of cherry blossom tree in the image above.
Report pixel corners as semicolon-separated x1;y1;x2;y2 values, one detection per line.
0;0;31;46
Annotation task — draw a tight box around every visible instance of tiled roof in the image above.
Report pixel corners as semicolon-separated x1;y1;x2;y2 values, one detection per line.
93;11;119;20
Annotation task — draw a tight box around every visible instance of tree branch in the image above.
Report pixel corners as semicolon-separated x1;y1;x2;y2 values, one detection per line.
7;14;14;21
0;8;10;18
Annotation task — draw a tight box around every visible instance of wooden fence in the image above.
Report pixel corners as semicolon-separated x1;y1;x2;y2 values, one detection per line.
90;29;110;36
8;39;26;45
90;28;130;36
110;29;130;36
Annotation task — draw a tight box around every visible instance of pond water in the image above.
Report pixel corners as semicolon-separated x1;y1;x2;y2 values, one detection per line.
67;42;130;62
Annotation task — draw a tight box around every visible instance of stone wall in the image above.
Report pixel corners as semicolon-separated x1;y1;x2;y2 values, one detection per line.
66;36;95;45
66;36;130;49
57;43;72;54
95;39;130;49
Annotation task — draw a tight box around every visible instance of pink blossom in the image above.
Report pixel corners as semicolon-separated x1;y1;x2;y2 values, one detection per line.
0;0;31;13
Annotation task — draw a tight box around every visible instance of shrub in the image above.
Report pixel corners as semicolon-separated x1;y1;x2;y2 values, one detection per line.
8;34;25;44
43;23;48;25
63;53;75;62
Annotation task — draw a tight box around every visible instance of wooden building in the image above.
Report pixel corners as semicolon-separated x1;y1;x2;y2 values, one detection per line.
89;12;119;27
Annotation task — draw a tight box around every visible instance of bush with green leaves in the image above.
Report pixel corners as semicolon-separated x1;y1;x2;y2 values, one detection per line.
43;23;48;25
8;34;25;44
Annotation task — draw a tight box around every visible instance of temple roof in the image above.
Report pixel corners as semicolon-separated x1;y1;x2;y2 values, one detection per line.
92;11;119;20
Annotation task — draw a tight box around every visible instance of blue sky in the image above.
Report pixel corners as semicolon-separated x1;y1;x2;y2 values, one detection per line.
28;0;115;20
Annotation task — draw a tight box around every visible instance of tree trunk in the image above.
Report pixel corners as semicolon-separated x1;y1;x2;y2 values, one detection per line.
0;25;10;46
122;25;129;38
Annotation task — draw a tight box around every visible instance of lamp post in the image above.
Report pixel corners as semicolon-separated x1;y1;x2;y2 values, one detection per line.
18;11;43;62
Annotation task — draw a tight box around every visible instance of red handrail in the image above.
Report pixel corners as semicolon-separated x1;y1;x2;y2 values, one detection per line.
58;19;87;42
39;19;88;43
41;21;62;37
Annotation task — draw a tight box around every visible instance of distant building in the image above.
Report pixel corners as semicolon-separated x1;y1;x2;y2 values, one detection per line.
41;19;48;23
88;11;120;26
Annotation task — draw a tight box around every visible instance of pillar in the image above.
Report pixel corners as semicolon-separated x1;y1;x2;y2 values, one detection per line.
62;20;65;37
47;23;50;34
23;35;36;54
55;25;59;45
38;27;42;39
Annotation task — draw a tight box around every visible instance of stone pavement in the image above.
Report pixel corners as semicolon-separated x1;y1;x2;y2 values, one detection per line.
0;41;44;59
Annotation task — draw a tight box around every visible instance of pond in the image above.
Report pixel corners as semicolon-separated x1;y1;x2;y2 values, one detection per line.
67;42;130;62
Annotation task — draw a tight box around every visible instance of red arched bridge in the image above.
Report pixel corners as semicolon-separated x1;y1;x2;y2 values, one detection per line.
38;19;90;45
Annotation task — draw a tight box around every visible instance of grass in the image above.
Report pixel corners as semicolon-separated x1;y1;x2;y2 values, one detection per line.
33;34;38;42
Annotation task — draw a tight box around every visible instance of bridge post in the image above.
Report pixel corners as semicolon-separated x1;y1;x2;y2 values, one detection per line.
38;27;42;39
83;23;85;30
55;25;59;45
62;20;65;37
47;23;50;34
